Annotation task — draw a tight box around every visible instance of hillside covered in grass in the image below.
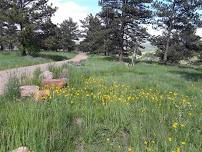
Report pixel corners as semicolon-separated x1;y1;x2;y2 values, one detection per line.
0;55;201;152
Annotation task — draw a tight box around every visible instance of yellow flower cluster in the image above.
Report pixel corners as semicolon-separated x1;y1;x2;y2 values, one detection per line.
172;122;186;129
45;77;193;151
49;77;193;108
172;147;181;152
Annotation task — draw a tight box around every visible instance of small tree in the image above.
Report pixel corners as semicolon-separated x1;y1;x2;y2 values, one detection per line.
4;23;18;50
40;20;61;50
79;14;105;53
60;18;79;51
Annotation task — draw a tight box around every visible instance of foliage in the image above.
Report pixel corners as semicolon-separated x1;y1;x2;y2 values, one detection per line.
0;55;201;151
40;21;61;51
80;0;153;60
79;14;105;53
0;1;79;54
60;18;79;51
152;0;202;63
0;0;56;55
0;0;18;51
99;0;153;61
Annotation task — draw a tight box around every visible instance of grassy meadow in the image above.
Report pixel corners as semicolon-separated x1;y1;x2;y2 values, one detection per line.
0;51;76;71
0;55;201;152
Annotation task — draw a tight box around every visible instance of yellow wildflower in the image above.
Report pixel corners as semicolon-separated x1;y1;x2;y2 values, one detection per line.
181;141;186;145
180;124;185;128
188;112;192;116
151;140;155;144
176;147;181;152
128;147;133;152
172;122;178;129
144;141;148;145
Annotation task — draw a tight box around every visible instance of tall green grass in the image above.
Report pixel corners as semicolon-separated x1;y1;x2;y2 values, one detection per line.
0;52;51;71
0;55;201;151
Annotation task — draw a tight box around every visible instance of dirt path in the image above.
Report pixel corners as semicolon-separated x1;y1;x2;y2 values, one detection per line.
0;53;88;95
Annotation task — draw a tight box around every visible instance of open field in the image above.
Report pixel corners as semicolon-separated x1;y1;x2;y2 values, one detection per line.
0;52;76;71
0;55;201;152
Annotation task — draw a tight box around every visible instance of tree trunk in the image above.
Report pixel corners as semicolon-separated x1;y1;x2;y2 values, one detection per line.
163;30;172;63
0;44;3;51
9;43;13;51
119;49;123;62
119;23;125;62
21;41;27;56
163;39;170;63
19;23;27;56
119;2;127;62
104;51;107;56
164;2;176;63
21;43;27;56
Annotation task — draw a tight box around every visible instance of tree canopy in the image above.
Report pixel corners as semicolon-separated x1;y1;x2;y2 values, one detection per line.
98;0;153;61
60;18;79;51
0;0;56;55
0;0;202;63
151;0;202;63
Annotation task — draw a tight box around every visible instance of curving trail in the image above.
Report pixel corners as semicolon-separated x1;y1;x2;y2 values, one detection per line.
0;53;88;95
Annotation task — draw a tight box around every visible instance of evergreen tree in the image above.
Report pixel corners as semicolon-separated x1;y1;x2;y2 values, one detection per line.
98;7;121;56
152;0;202;63
79;14;105;53
0;21;6;51
60;18;79;51
4;23;18;50
0;0;9;50
99;0;153;61
40;20;61;50
6;0;56;55
0;13;17;51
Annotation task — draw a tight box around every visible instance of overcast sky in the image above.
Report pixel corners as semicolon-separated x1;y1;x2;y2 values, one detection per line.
49;0;202;37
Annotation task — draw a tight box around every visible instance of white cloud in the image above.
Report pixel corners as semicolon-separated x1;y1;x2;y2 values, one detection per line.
196;28;202;37
146;25;202;37
48;0;90;24
145;25;163;36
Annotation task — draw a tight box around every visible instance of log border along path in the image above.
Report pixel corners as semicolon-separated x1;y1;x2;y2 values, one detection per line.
0;53;88;95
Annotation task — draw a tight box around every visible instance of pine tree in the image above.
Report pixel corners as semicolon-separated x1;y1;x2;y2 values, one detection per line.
99;0;153;61
0;21;5;51
6;0;56;55
40;20;61;50
98;7;121;56
0;0;10;50
60;18;79;51
79;14;105;53
152;0;202;63
4;23;18;50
